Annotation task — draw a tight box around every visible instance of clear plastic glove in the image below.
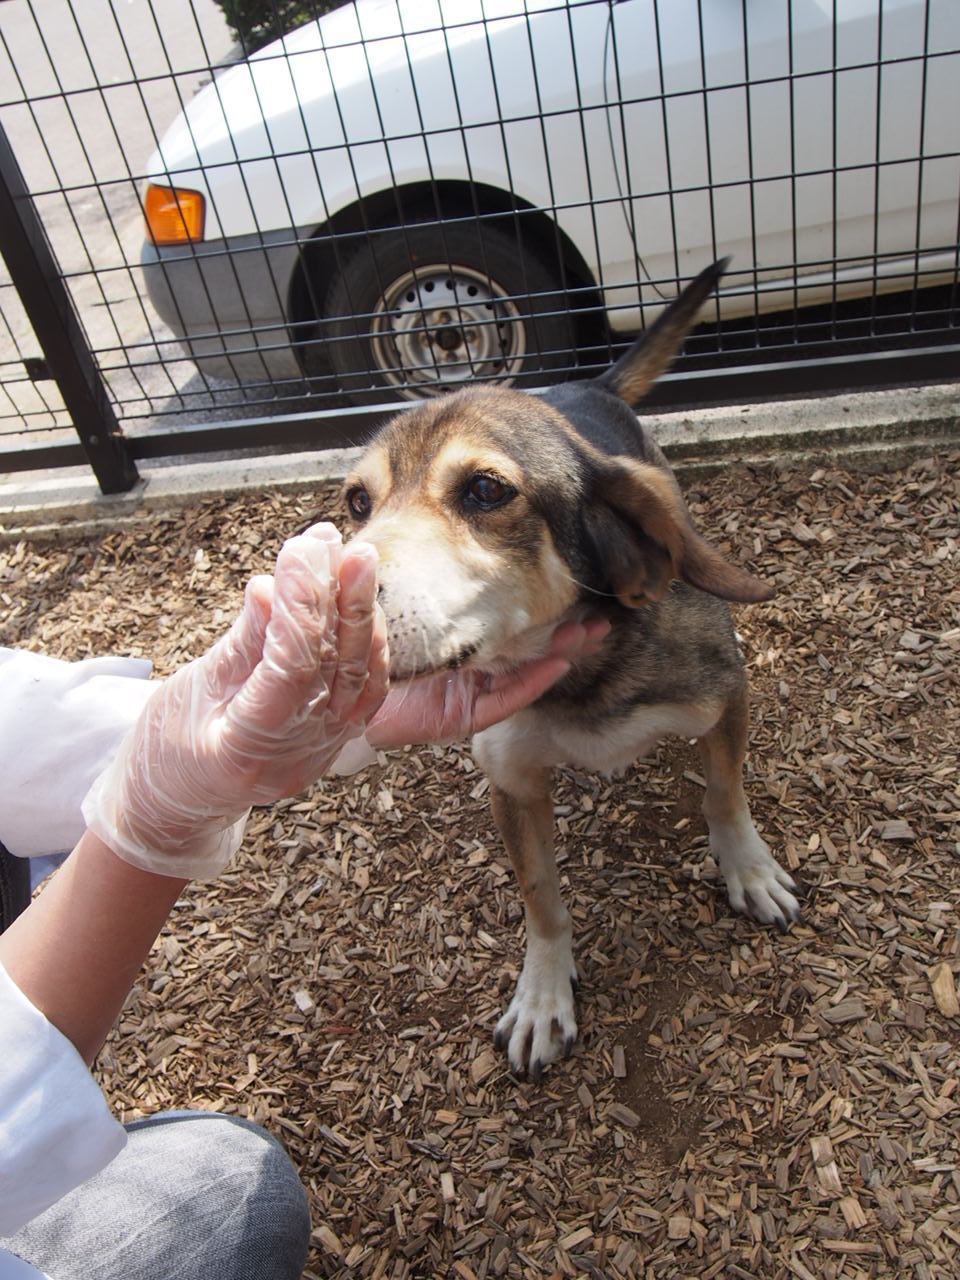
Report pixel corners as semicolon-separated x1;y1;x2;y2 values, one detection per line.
363;617;611;751
82;525;387;879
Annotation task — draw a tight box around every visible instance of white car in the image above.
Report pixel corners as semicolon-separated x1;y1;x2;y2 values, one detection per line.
141;0;960;402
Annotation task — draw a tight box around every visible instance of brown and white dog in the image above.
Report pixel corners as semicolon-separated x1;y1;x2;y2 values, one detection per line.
341;260;801;1079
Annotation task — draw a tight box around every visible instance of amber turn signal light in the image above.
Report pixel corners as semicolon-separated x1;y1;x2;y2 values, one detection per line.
144;184;206;245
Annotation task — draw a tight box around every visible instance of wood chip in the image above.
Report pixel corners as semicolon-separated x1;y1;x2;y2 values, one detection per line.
839;1195;867;1228
880;819;916;841
606;1102;641;1128
810;1136;843;1197
312;1224;342;1256
821;998;867;1024
469;1048;497;1084
928;963;960;1017
293;987;314;1014
560;1225;594;1249
875;1187;900;1230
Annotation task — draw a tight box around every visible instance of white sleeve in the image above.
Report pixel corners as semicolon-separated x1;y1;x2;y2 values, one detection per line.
0;961;126;1235
0;649;156;859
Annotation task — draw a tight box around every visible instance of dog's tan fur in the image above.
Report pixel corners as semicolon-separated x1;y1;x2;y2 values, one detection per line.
342;261;800;1078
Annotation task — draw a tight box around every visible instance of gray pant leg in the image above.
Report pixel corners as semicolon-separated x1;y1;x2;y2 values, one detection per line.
3;1112;310;1280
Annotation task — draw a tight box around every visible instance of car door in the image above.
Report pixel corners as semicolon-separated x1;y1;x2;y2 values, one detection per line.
604;0;960;325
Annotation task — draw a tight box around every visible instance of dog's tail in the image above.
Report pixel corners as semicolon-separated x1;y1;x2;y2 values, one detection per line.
594;258;730;409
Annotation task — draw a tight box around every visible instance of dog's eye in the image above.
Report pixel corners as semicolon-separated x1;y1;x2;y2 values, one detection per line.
464;473;515;511
346;486;371;522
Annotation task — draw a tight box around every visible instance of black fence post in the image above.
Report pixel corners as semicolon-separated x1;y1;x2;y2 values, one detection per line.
0;122;138;494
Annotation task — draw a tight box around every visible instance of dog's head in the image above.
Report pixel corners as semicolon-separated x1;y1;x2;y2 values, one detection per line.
342;261;773;679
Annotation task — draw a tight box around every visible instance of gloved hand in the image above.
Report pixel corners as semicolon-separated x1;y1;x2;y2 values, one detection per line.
82;525;387;879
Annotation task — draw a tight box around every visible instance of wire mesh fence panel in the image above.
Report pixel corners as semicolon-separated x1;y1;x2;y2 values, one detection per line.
1;0;958;469
0;277;70;440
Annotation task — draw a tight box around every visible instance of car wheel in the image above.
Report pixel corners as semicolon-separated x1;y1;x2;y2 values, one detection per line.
0;841;30;933
320;223;577;402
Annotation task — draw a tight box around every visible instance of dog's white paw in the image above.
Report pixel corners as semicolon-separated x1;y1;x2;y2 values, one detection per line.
724;856;801;931
712;821;802;932
494;933;578;1080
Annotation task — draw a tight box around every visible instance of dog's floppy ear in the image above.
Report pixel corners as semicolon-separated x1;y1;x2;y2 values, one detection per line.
586;459;775;606
594;258;729;408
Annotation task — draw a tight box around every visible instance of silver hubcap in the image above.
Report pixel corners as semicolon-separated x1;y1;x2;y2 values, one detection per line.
370;264;526;397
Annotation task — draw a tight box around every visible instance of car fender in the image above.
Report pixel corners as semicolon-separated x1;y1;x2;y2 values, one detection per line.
145;0;634;294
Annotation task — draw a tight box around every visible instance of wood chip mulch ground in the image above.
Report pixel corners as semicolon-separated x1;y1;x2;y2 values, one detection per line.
2;447;959;1280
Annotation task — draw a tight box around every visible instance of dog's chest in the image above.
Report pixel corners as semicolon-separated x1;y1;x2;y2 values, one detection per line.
548;700;722;774
474;698;723;787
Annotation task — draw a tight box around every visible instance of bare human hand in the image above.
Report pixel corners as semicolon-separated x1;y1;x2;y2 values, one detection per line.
364;617;610;750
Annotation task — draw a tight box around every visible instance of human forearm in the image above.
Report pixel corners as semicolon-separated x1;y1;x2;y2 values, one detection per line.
0;830;185;1066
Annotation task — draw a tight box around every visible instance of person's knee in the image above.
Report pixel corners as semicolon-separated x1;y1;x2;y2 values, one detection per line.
143;1113;311;1277
9;1111;310;1280
218;1115;311;1267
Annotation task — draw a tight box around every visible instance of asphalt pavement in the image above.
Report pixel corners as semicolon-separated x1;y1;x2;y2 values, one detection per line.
0;0;235;435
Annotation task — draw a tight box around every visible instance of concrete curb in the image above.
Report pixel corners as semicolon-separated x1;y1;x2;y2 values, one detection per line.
1;382;957;543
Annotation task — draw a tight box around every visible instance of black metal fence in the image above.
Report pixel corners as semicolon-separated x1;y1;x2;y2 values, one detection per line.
2;0;959;492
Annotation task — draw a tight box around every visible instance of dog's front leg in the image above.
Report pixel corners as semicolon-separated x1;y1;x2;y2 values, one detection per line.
486;768;578;1080
698;686;801;930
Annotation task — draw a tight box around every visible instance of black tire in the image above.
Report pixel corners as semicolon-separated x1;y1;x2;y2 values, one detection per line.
320;222;577;403
0;841;30;933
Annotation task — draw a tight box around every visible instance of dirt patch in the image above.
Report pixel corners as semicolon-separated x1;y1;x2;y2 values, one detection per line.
3;451;959;1278
609;976;706;1164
